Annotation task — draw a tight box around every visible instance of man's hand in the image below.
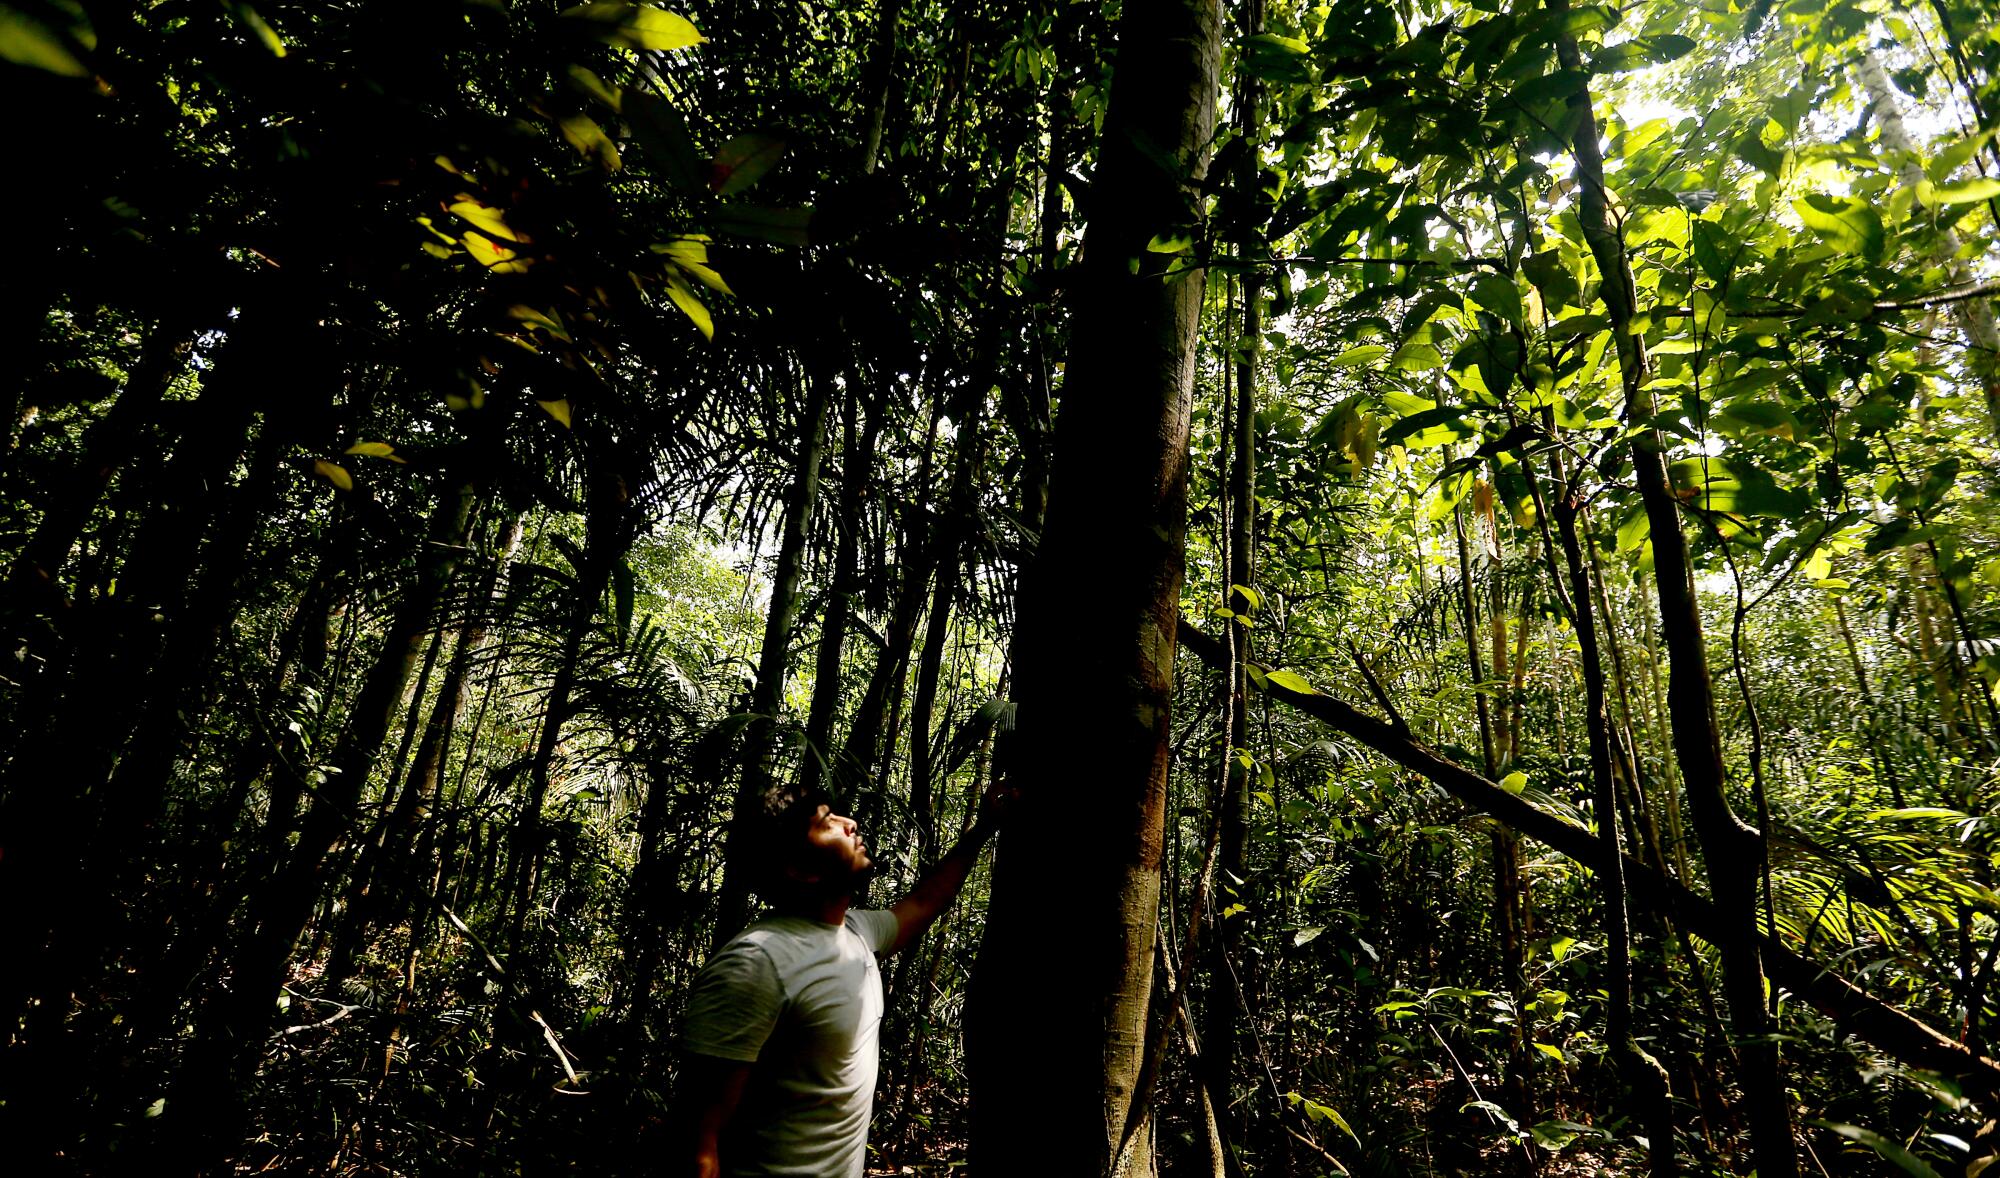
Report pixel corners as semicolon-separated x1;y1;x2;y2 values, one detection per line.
884;779;1013;953
672;1055;752;1178
974;777;1020;834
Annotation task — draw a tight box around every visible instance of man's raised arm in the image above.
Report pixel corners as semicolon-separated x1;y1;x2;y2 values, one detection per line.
884;780;1014;954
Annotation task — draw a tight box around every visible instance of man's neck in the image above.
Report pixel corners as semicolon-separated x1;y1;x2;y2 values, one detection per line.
777;892;851;927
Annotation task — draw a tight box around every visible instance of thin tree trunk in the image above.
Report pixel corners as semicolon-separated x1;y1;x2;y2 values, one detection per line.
165;471;477;1167
1551;11;1797;1171
1551;472;1675;1176
968;0;1219;1170
1208;0;1263;1106
1856;51;2000;438
714;363;832;944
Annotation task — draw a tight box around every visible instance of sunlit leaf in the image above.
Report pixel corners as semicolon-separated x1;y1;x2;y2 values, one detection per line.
664;273;713;339
1793;194;1885;263
560;2;703;51
1931;177;2000;206
1265;668;1318;695
558;113;622;170
312;460;353;492
538;399;573;429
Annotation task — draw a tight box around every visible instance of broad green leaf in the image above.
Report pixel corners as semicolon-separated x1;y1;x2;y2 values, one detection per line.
712;203;812;246
1793;194;1885;263
1334;344;1387;368
1669;457;1807;518
1803;1121;1942;1178
558;113;622;170
560;2;703;51
1469;273;1523;324
449;201;526;243
1266;668;1318;695
1588;35;1694;74
1931;177;2000;206
538;399;573;428
221;1;285;56
1534;1042;1566;1062
312;460;353;492
652;236;734;294
564;63;622;110
710;132;785;196
1384;406;1472;449
664;273;713;339
0;3;94;76
1717;399;1799;441
344;441;398;459
624;92;706;192
1692;220;1733;283
1286;1092;1361;1144
1499;770;1527;794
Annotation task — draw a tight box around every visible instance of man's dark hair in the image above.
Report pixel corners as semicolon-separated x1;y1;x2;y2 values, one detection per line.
744;786;833;897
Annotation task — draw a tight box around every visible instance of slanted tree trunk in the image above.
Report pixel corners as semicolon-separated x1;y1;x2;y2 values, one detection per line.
967;0;1220;1171
1551;10;1798;1173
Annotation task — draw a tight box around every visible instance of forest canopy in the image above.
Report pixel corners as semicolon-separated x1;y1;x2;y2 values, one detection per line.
5;0;2000;1175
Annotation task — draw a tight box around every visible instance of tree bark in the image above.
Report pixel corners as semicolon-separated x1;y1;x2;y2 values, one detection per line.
967;0;1219;1171
1551;11;1798;1172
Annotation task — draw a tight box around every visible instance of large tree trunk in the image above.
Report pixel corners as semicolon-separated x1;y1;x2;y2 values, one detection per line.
1551;11;1798;1174
967;0;1220;1172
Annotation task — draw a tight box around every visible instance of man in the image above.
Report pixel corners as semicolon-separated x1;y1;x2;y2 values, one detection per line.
675;783;1008;1177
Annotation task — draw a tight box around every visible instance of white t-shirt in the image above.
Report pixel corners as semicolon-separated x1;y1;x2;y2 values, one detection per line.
682;908;901;1178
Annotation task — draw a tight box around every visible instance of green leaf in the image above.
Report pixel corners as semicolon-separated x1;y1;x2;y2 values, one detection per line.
664;273;713;339
710;132;785;196
1286;1092;1361;1144
1793;194;1885;263
1266;668;1319;695
624;92;706;192
1533;1042;1566;1062
1865;807;1970;822
1691;220;1733;283
1499;770;1527;794
221;1;285;56
0;3;95;76
561;2;704;51
1803;1121;1943;1178
1931;177;2000;206
558;113;622;170
1508;69;1587;111
538;399;573;428
1717;399;1799;441
1384;406;1473;450
1242;32;1314;83
1588;35;1694;74
312;460;353;492
1469;273;1523;324
712;204;813;247
1334;344;1387;368
1669;456;1808;518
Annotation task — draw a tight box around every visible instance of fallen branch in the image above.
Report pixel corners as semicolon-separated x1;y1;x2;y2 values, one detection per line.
1176;619;2000;1105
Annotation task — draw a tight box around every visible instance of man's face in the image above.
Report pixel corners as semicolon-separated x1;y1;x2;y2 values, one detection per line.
795;804;872;889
